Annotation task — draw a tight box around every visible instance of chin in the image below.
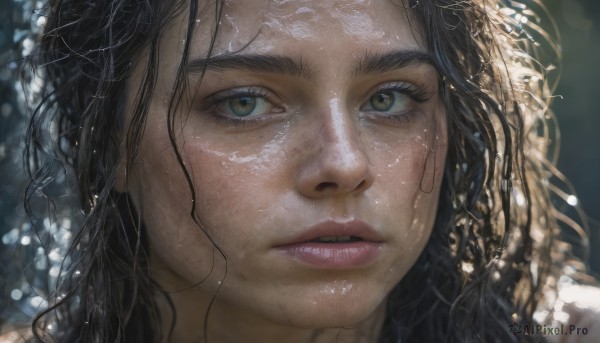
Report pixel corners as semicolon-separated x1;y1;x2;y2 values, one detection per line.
270;290;387;329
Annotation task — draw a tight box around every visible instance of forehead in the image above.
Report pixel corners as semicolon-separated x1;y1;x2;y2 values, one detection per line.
193;0;423;57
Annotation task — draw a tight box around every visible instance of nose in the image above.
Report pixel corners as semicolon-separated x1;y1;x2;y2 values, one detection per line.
295;99;375;199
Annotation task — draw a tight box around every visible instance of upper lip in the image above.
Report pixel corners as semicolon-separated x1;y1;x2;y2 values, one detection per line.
275;219;383;246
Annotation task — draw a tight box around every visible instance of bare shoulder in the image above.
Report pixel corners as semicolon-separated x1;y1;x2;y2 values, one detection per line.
0;325;31;343
545;285;600;343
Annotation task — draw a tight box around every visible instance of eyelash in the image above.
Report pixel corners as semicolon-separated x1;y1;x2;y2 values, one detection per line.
373;81;431;104
360;81;432;125
199;82;431;128
196;87;280;128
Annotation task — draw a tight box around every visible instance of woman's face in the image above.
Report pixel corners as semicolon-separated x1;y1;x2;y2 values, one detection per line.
124;0;447;336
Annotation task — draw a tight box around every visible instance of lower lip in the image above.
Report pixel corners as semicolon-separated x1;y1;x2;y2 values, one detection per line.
276;242;382;269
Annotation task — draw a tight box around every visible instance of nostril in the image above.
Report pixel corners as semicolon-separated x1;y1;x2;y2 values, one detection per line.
355;180;367;192
315;182;338;192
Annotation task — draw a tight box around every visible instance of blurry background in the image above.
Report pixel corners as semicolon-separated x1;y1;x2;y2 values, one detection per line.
542;0;600;274
0;0;599;329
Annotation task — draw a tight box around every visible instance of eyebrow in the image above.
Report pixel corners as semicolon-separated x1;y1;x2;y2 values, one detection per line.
185;50;434;79
353;50;434;77
186;54;314;79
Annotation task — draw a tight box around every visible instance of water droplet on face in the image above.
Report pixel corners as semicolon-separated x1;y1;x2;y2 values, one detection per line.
319;280;353;296
341;282;353;295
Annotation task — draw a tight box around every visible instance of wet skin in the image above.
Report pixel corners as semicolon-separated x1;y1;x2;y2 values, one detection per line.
120;1;448;342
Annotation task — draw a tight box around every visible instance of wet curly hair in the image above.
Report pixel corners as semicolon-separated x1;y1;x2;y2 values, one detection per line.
22;0;590;342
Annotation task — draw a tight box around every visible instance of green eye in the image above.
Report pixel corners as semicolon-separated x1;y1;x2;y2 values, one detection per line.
367;90;409;113
222;96;271;117
227;96;257;117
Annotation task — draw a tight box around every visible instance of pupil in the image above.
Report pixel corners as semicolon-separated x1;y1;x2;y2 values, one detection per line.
231;97;256;116
371;91;394;111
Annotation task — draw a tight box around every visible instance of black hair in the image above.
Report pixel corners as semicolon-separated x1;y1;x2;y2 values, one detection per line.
20;0;592;342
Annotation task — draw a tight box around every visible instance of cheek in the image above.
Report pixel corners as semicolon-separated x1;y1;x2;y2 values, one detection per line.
374;152;435;268
183;138;289;242
372;114;446;209
128;124;235;289
375;112;447;272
